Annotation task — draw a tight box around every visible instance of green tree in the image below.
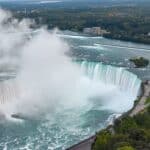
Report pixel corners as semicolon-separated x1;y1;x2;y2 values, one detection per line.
93;130;112;150
117;146;135;150
115;117;138;134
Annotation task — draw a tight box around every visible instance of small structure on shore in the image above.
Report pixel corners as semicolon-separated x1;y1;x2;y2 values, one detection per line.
83;27;109;36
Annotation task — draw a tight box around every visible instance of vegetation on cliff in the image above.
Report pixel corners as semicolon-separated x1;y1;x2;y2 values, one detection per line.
92;103;150;150
145;97;150;104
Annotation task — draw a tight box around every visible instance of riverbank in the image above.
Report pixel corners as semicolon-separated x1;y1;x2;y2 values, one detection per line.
103;34;150;45
67;80;150;150
129;81;150;117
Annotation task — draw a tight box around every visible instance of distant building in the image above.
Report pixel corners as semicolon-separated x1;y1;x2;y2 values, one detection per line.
83;28;91;34
148;32;150;36
83;27;109;36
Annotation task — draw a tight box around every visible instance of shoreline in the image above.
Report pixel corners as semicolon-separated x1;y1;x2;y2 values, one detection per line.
103;35;150;45
58;30;150;46
67;80;150;150
77;31;150;45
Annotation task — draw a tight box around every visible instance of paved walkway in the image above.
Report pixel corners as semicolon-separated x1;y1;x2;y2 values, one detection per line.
130;81;150;117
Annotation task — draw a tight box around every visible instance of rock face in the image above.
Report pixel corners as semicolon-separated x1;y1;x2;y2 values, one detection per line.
83;27;109;36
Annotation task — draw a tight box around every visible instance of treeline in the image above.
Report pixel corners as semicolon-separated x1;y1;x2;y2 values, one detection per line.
14;6;150;44
92;103;150;150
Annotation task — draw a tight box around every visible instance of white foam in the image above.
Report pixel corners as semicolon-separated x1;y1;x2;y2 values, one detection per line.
79;45;105;51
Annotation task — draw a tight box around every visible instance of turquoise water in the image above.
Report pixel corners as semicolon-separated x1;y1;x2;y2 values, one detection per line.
0;31;149;150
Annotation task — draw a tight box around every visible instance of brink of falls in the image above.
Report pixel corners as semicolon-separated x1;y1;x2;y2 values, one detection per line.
78;61;141;97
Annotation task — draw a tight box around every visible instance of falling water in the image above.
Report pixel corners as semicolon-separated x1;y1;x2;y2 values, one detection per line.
78;61;141;96
0;61;141;107
0;80;19;104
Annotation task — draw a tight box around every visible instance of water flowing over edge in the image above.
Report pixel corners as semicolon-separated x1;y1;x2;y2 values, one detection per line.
77;61;141;97
0;61;141;107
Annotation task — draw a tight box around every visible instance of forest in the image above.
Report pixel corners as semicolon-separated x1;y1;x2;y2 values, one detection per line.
14;6;150;44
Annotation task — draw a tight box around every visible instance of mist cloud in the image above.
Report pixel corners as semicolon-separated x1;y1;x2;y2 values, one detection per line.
0;9;85;120
0;8;138;123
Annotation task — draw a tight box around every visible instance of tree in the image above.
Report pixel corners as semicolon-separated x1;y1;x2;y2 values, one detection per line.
117;146;135;150
93;130;112;150
114;117;138;134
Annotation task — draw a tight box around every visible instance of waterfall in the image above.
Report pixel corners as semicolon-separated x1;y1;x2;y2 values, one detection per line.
78;61;141;96
0;80;19;104
0;61;141;105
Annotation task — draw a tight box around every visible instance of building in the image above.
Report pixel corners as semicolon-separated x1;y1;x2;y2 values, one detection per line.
83;27;109;36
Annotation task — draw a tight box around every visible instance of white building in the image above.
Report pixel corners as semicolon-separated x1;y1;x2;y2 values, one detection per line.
83;27;109;36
